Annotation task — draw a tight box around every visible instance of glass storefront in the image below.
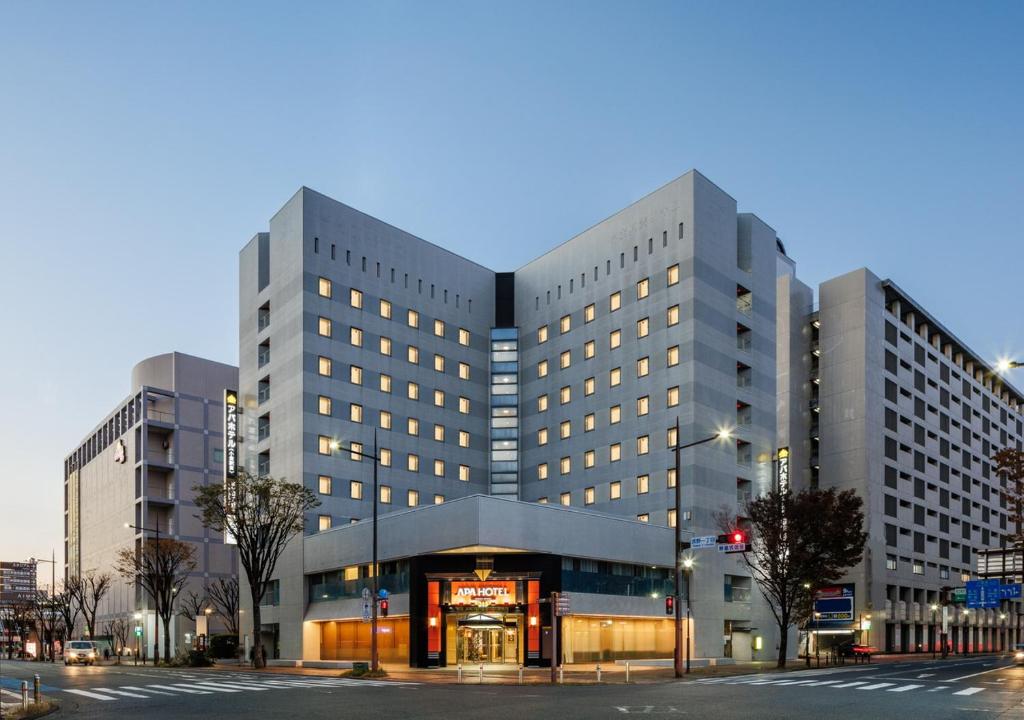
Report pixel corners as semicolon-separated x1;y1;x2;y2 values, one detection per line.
319;618;409;662
561;616;675;663
446;612;523;664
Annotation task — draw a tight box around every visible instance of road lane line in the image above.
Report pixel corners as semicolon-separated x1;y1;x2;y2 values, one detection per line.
92;688;149;698
887;685;924;692
62;689;118;701
147;684;211;694
943;665;1011;682
185;683;242;693
805;680;842;686
119;686;173;695
953;687;986;696
858;683;895;690
832;681;868;688
206;682;270;691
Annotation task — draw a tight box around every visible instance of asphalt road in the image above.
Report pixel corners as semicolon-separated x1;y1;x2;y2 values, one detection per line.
1;655;1021;719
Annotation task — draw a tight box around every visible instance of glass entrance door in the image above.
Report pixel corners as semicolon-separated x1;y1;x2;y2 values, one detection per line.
451;613;522;664
460;626;503;663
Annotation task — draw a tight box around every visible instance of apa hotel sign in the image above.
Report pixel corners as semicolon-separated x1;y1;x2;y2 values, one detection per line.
449;581;517;606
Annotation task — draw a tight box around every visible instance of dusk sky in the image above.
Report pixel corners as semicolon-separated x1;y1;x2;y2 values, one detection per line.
1;1;1022;578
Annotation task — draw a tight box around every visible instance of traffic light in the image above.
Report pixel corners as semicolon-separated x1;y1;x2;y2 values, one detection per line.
665;595;675;615
716;530;750;553
380;598;389;617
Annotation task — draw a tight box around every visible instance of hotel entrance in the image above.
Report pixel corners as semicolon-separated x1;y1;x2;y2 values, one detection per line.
453;613;522;664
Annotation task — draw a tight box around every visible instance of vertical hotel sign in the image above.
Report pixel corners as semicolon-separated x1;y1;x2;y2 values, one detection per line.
777;447;790;493
224;389;239;545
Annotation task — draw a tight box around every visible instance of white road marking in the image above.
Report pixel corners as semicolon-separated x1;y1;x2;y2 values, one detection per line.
927;687;948;692
943;665;1012;682
185;683;241;693
805;680;842;686
147;684;211;694
832;681;868;688
857;683;895;691
887;685;924;692
62;689;117;701
916;673;935;678
91;687;149;698
119;685;174;695
953;687;986;696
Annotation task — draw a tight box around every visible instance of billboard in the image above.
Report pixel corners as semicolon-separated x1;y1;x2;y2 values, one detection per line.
223;389;239;545
813;584;855;627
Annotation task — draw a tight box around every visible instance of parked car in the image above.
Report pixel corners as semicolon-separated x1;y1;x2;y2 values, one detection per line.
64;640;99;666
836;641;877;658
1014;644;1024;666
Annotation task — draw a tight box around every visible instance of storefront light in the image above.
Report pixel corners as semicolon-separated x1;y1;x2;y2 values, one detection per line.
529;616;537;627
429;617;437;627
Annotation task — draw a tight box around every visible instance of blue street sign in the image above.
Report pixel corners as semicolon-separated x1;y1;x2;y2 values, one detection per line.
998;583;1022;600
717;542;746;553
966;579;1000;609
378;588;388;599
690;536;717;549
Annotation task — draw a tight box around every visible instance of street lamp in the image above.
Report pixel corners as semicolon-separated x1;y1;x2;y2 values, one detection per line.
813;611;822;667
670;421;731;678
133;611;142;666
330;430;383;673
125;518;163;664
29;550;56;662
995;358;1022;373
681;556;695;674
929;604;939;659
802;583;813;667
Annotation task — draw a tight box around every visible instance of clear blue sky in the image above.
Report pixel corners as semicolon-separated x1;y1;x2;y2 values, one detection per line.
1;1;1022;576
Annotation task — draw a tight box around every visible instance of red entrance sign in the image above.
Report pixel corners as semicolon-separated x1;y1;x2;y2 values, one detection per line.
449;581;517;606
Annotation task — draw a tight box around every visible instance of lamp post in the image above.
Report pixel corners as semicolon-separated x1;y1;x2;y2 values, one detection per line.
995;359;1023;373
29;550;56;662
670;421;730;678
133;611;142;666
125;518;161;664
331;430;382;673
803;582;813;667
813;611;822;667
682;556;694;674
929;604;939;659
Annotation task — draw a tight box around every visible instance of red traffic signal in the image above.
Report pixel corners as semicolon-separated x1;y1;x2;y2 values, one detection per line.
380;598;389;617
730;530;747;545
665;595;675;615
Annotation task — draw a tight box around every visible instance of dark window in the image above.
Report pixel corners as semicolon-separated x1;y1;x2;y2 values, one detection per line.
885;408;898;431
939;539;949;559
915;344;925;366
885;351;898;374
885;436;898;460
914;478;925;499
940;514;949;533
914;531;925;552
914;370;925;392
885;465;898;489
885;524;897;547
885;380;897;402
885;495;898;517
885;322;897;346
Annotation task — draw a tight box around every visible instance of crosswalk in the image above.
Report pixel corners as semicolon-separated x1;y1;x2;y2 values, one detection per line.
56;674;417;703
696;670;990;698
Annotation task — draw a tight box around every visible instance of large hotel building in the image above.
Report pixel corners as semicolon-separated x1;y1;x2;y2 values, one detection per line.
238;171;792;665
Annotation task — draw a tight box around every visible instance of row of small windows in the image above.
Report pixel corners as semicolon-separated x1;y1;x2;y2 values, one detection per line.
536;492;691;526
536;432;685;478
316;488;447;530
534;229;684;308
318;318;470;350
538;353;675;383
317;398;472;446
535;391;681;436
316;436;471;481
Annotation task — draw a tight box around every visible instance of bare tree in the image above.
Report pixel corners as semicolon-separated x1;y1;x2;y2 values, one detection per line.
30;591;58;662
193;470;319;668
104;617;131;664
53;582;82;645
993;447;1024;550
207;577;240;637
115;538;197;664
70;572;113;641
0;600;34;659
177;589;206;623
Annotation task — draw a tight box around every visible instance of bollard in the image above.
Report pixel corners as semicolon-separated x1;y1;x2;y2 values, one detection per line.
34;673;41;703
596;663;602;683
457;663;463;684
479;663;484;684
625;661;630;684
518;664;523;685
21;680;29;711
558;666;564;684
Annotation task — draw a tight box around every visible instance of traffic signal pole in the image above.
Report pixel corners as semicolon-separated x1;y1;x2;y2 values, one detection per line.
550;592;559;684
674;419;684;678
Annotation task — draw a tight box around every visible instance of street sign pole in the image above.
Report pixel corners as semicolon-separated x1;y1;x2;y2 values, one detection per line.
550;592;559;684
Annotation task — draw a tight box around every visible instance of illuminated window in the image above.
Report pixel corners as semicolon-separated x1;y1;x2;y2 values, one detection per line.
318;277;332;298
584;487;595;505
610;329;621;349
379;448;392;467
458;430;470;448
379;298;392;319
319;515;332;531
584;340;595;359
380;485;392;504
407;309;419;328
610;367;622;386
434;459;445;477
667;345;680;367
458;396;470;414
407;345;419;364
458;328;470;346
538;360;549;378
560;315;571;334
318;395;332;416
584;377;595;396
667;264;680;286
459;464;470;482
637;317;649;338
379;336;391;355
318;356;332;377
538;427;549;446
433;389;445;407
637;513;649;523
350;442;364;461
407;453;420;472
538;463;549;480
610;405;621;424
584;450;595;468
434;319;445;337
560;492;571;506
584;413;595;432
637;277;649;299
538;496;548;504
379;410;392;429
637;474;649;494
637;356;649;377
407;381;419;400
560;386;571;404
349;365;362;385
667;305;680;326
458;362;470;380
538;325;549;344
667;468;677;488
610;443;622;462
349;403;363;423
350;289;363;309
637;435;650;455
560;420;571;439
433;423;445;442
348;480;361;499
407;417;419;436
560;350;571;369
667;426;678;447
610;291;621;312
537;394;549;412
379;373;392;393
318;317;332;337
610;481;621;500
434;354;445;372
668;508;677;528
319;475;333;495
434;494;445;505
667;386;680;407
637;396;649;416
560;457;571;475
584;303;595;323
317;435;332;455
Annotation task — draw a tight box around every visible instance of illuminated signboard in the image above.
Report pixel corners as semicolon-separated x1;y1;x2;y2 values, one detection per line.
813;584;855;626
224;389;239;545
777;447;790;493
449;581;517;606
